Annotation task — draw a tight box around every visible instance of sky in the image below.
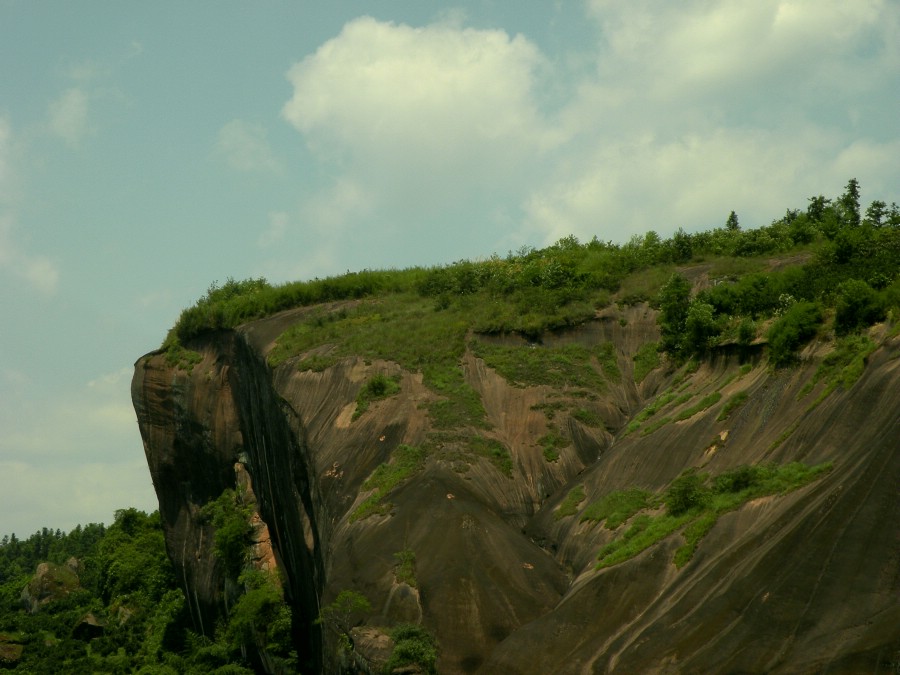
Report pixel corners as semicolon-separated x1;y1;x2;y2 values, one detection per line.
1;0;898;537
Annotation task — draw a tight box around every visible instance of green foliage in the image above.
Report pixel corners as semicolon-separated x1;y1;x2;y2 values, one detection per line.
657;273;692;355
834;279;884;335
163;343;203;373
665;471;710;516
674;392;722;422
472;340;607;391
800;335;878;405
350;445;426;522
570;407;604;428
555;485;587;520
393;549;417;587
580;488;653;529
683;302;718;355
596;514;690;568
0;511;264;673
641;415;673;436
595;341;620;380
539;428;569;462
199;490;252;580
384;624;438;675
316;589;371;639
468;436;514;478
632;342;660;383
354;373;401;420
595;462;832;570
225;571;294;663
767;300;824;367
716;391;749;421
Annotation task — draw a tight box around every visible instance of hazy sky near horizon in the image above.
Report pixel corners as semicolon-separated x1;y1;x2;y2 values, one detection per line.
1;0;898;536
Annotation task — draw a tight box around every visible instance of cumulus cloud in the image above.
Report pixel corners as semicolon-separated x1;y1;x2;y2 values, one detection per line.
276;5;900;266
48;87;90;147
519;0;900;244
282;17;559;207
217;119;282;172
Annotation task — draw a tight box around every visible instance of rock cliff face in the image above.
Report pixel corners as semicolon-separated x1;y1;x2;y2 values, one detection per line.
132;303;900;674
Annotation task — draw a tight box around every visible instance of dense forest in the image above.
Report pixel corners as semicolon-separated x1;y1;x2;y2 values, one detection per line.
3;179;899;673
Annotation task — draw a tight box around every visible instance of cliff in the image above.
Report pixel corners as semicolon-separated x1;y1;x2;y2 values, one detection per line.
132;297;900;674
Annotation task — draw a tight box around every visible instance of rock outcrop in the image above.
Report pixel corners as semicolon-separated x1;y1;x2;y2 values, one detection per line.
132;302;900;674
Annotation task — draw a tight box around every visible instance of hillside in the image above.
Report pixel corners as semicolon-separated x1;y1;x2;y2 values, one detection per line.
131;185;900;674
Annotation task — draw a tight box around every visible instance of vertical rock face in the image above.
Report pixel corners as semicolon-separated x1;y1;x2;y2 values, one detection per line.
133;310;900;675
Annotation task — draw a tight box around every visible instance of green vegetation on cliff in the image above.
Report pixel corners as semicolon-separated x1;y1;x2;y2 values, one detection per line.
584;462;834;570
166;179;899;387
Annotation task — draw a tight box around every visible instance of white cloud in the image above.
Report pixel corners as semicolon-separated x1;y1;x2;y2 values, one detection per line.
216;119;281;172
272;4;900;270
517;0;900;244
48;87;90;148
282;17;560;198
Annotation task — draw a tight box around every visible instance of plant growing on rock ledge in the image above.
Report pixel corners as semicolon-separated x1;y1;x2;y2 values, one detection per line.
384;623;438;675
353;373;401;420
316;589;372;652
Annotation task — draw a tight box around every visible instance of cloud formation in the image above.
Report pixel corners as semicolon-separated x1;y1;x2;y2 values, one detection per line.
522;0;900;242
277;4;899;262
217;119;282;172
48;87;90;148
282;17;558;228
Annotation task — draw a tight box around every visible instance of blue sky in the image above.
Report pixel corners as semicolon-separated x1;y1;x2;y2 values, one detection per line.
1;0;898;536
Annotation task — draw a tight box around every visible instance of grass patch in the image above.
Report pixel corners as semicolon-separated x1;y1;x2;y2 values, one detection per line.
269;295;488;430
349;445;426;522
597;513;691;568
472;341;607;391
716;391;749;421
539;427;569;462
580;488;653;528
596;461;833;570
353;373;401;420
296;353;340;372
641;416;672;436
531;401;568;420
798;334;877;405
632;342;660;384
571;407;605;428
595;342;620;381
674;392;722;421
393;549;417;587
164;344;203;373
555;485;587;520
615;264;676;305
468;436;514;478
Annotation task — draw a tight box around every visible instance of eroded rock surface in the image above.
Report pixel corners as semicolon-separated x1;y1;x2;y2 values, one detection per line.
133;305;900;674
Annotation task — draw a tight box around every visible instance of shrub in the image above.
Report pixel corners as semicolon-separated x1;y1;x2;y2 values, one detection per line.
354;374;401;420
665;471;709;516
767;301;823;367
834;279;883;334
199;490;252;580
385;624;438;674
